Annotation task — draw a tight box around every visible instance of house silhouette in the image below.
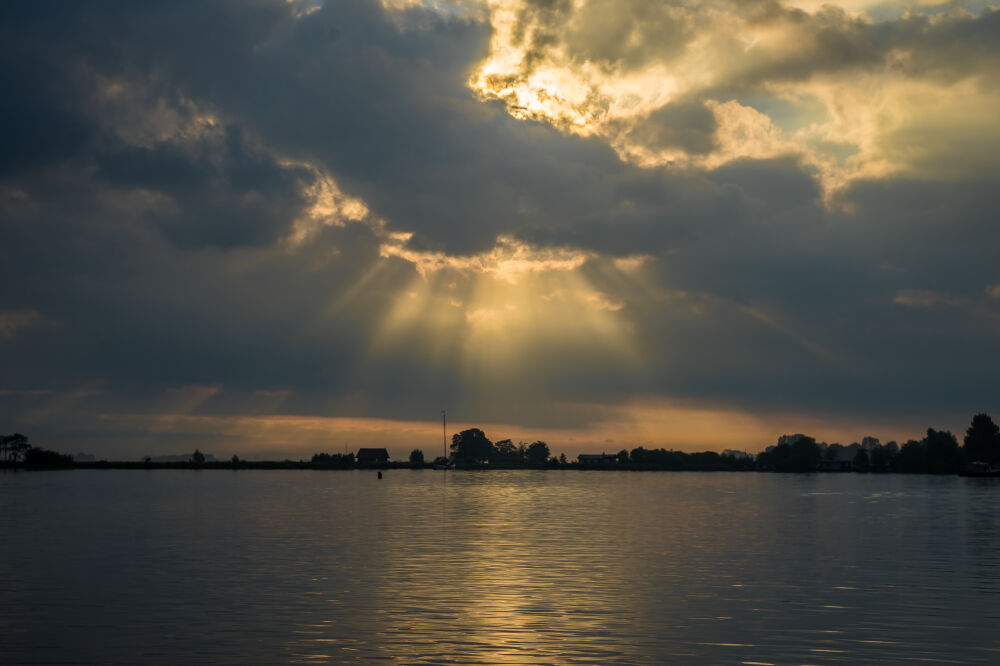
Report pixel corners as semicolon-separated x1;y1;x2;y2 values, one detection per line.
357;448;389;467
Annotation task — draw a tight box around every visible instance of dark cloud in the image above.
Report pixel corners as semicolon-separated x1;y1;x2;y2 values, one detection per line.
96;126;313;248
0;7;100;173
628;99;719;155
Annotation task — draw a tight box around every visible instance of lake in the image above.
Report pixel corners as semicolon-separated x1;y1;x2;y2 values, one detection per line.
2;470;999;664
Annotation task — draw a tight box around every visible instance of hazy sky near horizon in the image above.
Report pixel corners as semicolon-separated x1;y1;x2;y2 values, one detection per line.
1;0;998;458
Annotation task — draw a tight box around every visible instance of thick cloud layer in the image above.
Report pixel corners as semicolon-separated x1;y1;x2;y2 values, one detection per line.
0;0;997;457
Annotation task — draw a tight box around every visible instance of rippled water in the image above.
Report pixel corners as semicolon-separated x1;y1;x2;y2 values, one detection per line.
2;470;999;664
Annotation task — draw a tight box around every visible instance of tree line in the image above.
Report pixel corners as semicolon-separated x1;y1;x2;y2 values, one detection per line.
755;413;999;473
4;412;998;473
442;428;558;466
432;414;999;473
614;447;754;470
0;433;74;466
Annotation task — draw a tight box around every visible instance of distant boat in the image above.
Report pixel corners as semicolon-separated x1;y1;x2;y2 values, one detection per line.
959;461;1000;477
432;456;456;470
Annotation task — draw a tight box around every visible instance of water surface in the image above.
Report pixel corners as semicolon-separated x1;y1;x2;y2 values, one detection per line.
3;470;999;664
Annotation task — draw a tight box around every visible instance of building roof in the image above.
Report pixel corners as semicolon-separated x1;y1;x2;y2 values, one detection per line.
357;447;389;456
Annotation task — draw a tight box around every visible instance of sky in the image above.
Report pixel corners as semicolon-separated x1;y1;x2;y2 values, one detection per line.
1;0;998;460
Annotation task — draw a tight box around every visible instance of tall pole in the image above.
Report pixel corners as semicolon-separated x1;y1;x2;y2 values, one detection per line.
442;409;447;460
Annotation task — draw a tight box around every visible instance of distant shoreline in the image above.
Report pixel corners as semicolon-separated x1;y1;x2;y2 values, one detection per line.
0;460;977;475
5;411;998;475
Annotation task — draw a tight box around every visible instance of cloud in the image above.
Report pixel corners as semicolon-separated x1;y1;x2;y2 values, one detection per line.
95;123;314;248
470;1;1000;200
0;309;48;340
379;233;593;280
0;0;997;455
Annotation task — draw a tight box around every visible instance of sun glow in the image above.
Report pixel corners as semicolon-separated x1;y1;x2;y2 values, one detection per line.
372;234;643;379
378;233;593;281
283;163;649;383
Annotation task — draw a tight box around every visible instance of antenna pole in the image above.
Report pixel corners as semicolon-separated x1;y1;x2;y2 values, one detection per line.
442;409;447;459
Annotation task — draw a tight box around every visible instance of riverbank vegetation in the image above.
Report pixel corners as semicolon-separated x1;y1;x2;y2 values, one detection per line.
2;413;998;474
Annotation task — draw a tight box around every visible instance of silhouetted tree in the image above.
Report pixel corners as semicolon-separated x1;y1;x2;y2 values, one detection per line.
629;446;648;465
492;439;522;464
853;448;870;472
191;449;206;465
231;454;240;466
790;436;821;472
13;434;30;462
895;439;927;473
757;444;783;470
757;436;821;472
963;413;1000;466
409;449;425;466
924;428;961;474
2;433;30;463
825;443;843;462
869;443;896;472
720;452;755;471
610;447;745;470
451;428;494;464
311;452;355;467
24;447;73;466
526;440;550;465
558;453;568;465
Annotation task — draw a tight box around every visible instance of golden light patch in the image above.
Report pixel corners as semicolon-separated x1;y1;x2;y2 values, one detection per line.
282;160;372;245
378;234;592;281
371;236;644;379
468;0;1000;203
567;397;923;453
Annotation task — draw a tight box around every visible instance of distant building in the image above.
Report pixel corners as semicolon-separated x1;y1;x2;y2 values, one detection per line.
578;453;618;466
818;445;857;472
356;448;390;466
722;449;751;460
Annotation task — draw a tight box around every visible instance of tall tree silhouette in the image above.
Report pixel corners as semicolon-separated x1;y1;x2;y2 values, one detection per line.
492;439;521;464
963;413;999;466
1;433;30;463
526;441;550;465
924;428;961;474
451;428;494;463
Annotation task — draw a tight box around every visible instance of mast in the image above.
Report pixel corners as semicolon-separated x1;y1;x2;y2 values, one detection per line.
442;409;447;459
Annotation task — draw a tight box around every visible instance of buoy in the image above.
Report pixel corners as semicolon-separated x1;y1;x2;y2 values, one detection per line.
377;471;382;479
